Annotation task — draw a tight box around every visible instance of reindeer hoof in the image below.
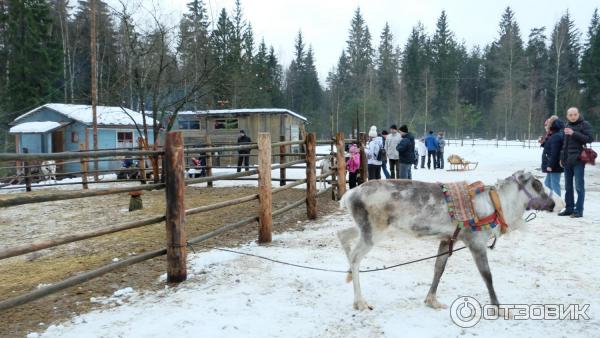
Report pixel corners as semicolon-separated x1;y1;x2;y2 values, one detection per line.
353;300;373;311
425;295;448;309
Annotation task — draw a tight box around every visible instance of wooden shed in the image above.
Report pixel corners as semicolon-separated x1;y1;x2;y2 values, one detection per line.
174;108;307;146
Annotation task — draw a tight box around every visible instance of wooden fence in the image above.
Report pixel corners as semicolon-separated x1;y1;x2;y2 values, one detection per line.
0;132;347;312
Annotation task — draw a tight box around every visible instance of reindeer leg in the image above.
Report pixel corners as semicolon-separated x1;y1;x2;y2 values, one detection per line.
337;227;359;263
348;236;373;310
468;241;499;306
425;240;450;309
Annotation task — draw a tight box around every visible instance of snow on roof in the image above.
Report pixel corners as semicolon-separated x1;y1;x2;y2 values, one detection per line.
9;121;62;133
178;108;307;121
13;103;153;126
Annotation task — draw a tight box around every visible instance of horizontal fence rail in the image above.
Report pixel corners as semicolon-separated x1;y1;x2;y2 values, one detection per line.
0;131;346;313
0;149;163;162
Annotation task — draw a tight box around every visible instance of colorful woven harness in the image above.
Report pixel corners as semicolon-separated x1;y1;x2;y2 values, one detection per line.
441;181;508;256
441;182;499;231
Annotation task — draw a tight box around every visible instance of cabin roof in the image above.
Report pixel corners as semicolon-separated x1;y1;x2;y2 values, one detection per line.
12;103;153;127
9;121;65;134
178;108;307;121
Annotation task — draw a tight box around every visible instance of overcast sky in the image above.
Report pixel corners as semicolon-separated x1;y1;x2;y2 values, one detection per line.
107;0;599;84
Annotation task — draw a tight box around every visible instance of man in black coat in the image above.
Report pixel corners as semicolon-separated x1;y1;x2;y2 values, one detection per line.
237;130;252;172
558;107;594;218
395;124;415;179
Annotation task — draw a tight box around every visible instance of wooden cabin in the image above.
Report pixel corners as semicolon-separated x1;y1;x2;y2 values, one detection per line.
174;109;307;165
174;108;307;146
9;103;155;173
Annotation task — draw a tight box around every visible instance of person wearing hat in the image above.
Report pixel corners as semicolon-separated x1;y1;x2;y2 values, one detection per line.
367;126;384;180
395;124;415;179
385;124;402;178
237;130;252;172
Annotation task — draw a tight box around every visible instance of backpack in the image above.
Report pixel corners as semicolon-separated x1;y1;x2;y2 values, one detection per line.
376;144;386;161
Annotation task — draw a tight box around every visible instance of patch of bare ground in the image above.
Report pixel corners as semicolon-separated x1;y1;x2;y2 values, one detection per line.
0;186;338;337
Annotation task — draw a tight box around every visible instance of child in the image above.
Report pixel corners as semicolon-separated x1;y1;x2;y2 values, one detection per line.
347;144;361;189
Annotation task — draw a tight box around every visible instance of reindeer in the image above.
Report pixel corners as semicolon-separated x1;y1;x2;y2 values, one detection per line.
318;152;337;190
337;171;559;311
40;160;57;181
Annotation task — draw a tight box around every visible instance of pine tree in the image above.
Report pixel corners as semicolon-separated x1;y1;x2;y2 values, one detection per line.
401;22;430;131
431;10;459;127
580;8;600;129
525;27;549;139
548;11;581;116
71;0;118;105
376;22;400;127
345;7;374;130
210;8;234;107
4;0;62;121
487;7;527;139
266;46;284;106
178;0;210;110
302;46;322;113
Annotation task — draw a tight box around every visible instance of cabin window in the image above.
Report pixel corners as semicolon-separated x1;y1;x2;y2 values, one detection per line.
71;132;79;143
291;125;300;153
214;119;239;130
178;120;200;130
117;131;134;149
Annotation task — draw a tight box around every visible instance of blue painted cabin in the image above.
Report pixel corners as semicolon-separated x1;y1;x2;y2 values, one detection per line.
9;103;155;174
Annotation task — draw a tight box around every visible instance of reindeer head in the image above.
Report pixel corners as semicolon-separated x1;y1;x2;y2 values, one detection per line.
510;171;556;212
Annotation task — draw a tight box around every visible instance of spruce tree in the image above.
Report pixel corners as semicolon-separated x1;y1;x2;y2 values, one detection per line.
580;8;600;129
376;22;399;127
431;10;459;127
548;11;581;116
4;0;62;121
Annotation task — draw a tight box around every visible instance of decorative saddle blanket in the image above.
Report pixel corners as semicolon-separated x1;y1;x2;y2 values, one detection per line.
441;181;499;232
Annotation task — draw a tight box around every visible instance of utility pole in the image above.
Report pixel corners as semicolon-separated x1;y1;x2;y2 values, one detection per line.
90;0;99;181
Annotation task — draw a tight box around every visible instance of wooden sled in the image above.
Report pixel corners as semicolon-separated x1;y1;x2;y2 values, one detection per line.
447;154;479;171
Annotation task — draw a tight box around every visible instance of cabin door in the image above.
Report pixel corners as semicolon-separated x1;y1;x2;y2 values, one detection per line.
51;130;64;172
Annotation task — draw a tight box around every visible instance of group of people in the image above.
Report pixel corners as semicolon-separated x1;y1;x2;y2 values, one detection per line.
540;107;594;218
345;124;447;187
417;131;446;170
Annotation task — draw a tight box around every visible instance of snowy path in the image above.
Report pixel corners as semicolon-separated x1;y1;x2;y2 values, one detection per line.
32;143;600;338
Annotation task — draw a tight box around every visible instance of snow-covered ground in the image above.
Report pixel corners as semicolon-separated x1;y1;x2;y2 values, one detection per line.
25;142;600;337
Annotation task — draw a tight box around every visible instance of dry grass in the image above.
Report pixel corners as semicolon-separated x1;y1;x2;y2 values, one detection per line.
0;186;338;337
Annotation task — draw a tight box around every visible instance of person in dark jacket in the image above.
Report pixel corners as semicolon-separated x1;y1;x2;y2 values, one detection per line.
237;130;252;172
424;131;438;169
380;130;391;179
436;131;446;169
396;125;415;179
540;116;564;196
558;107;594;218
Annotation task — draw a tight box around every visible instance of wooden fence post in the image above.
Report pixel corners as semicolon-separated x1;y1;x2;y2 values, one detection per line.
359;132;368;183
335;132;346;198
138;137;147;184
205;135;213;188
306;133;317;219
23;148;32;192
279;135;286;186
257;133;273;243
80;144;89;190
164;132;187;283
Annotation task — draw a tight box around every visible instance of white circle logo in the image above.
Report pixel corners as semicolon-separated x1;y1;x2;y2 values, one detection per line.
450;296;482;328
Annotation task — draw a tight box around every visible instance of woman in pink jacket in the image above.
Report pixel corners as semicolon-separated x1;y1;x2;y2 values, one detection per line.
347;144;361;189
